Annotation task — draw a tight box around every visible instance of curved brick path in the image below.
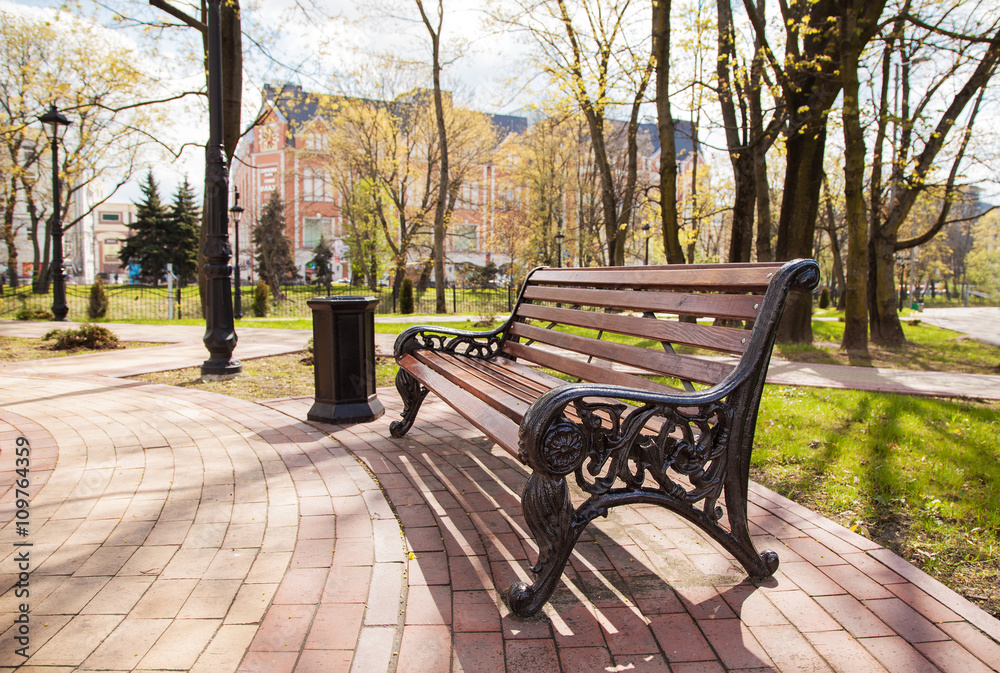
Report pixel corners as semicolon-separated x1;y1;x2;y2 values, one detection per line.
0;373;404;672
0;372;998;672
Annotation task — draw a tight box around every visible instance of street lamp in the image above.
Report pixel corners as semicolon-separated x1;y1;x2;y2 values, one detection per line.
200;0;240;378
554;230;565;269
643;223;651;265
230;190;244;320
40;104;71;321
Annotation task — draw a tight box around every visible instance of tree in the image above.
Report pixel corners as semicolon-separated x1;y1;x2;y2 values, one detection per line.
166;177;201;285
1;9;156;293
311;235;334;294
253;190;299;299
864;9;1000;346
492;0;654;266
118;172;173;285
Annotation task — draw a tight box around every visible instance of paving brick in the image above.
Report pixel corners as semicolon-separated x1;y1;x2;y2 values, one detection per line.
719;585;788;627
915;639;997;673
190;624;257;673
129;578;199;619
939;621;1000;668
80;616;171;670
749;624;834;672
804;630;888;673
674;585;737;620
249;604;315;653
225;583;279;625
648;612;716;662
365;562;404;626
304;603;365;650
138;618;221;670
348;626;397;673
863;598;949;643
766;589;842;633
404;584;452;626
396;624;453;673
558;646;613;670
819;563;894;600
25;614;124;667
885;582;962;624
779;562;848;597
698;619;774;670
453;631;504;672
814;595;894;638
858;635;940;673
295;649;354;673
504;639;560;673
80;575;155;615
272;568;328;605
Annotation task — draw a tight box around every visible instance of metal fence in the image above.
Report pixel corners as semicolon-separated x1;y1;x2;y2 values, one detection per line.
0;281;517;322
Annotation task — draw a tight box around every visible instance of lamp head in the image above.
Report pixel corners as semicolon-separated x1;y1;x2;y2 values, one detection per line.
40;104;71;143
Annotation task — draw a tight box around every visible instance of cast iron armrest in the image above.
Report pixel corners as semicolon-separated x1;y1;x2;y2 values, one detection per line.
393;318;513;361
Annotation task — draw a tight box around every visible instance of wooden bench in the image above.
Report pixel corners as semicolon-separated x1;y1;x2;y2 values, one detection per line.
390;259;820;617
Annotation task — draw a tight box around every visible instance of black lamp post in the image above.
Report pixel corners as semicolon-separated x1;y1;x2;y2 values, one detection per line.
230;190;244;320
643;223;651;265
40;104;71;321
200;0;240;378
554;230;564;269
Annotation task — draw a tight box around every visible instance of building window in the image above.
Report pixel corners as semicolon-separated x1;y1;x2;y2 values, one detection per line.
303;167;329;202
100;213;121;222
304;217;332;247
452;223;477;252
260;168;277;187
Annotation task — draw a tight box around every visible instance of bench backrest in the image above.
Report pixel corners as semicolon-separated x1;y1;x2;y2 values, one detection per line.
501;260;816;393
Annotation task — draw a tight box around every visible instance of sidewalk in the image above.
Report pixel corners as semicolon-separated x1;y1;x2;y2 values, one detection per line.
1;373;997;672
4;319;999;401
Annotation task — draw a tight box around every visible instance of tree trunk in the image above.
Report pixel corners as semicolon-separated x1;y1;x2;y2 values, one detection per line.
774;120;827;343
868;231;905;345
840;6;868;353
653;0;683;264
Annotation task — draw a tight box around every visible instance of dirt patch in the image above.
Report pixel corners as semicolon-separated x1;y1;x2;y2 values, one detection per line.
0;335;163;363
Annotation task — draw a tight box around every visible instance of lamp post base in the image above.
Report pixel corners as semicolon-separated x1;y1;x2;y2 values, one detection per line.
200;358;242;380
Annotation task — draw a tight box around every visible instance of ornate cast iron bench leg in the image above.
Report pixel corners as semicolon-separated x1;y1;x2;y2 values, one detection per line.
389;368;429;438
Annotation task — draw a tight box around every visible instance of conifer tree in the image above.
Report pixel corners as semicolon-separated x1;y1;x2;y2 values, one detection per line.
166;177;201;285
311;235;334;295
252;190;299;299
119;171;171;284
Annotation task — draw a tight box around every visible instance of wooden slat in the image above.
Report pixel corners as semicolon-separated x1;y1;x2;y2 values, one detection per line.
521;285;763;320
502;341;682;393
492;356;574;389
396;354;522;456
510;322;734;385
414;351;532;423
449;354;556;400
528;265;780;291
515;304;749;354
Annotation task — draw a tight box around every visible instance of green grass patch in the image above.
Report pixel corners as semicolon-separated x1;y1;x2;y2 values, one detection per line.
753;386;1000;616
773;318;1000;373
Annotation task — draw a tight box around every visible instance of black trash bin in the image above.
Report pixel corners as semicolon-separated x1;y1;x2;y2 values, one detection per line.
307;296;384;424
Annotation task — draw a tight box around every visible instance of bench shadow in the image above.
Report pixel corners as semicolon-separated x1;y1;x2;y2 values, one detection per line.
375;427;779;670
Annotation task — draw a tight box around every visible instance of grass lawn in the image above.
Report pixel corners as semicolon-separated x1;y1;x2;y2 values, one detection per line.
754;386;1000;617
774;316;1000;374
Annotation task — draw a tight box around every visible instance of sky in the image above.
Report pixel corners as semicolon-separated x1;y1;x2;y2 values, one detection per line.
6;0;1000;206
3;0;532;203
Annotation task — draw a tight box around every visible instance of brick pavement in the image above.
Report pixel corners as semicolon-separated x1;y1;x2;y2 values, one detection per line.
0;373;998;672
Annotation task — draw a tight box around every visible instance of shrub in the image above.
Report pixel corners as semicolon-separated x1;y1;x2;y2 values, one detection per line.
818;286;831;310
88;277;109;319
43;323;121;350
400;277;414;314
252;279;270;317
15;307;54;321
